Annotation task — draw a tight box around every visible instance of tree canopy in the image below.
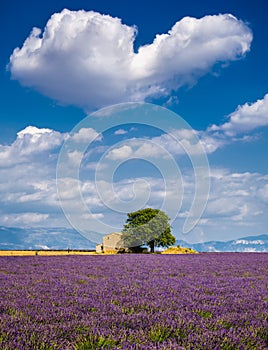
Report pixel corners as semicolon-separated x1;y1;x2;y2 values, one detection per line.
121;208;175;252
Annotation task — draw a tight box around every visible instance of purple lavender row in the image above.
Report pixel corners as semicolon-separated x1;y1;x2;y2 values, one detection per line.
0;253;267;349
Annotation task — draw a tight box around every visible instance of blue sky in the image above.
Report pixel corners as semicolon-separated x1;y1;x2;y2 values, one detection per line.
0;0;268;245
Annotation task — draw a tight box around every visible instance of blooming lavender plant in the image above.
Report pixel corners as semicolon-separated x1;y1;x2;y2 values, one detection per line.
0;253;267;349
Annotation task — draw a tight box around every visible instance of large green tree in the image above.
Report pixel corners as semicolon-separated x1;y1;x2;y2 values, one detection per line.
121;208;175;253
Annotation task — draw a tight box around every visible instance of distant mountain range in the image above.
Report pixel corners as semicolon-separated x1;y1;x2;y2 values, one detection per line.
0;226;97;250
0;226;267;252
176;234;268;252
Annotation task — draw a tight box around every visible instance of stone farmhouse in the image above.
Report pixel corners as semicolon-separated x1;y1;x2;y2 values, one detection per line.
96;232;148;253
96;232;123;253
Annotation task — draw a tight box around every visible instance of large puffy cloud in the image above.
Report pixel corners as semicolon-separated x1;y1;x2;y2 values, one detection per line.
9;9;252;110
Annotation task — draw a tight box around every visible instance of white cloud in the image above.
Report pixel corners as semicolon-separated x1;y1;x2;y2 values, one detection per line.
67;150;84;166
204;169;267;223
134;142;167;158
0;123;267;242
106;145;132;160
208;94;268;136
105;138;170;161
0;213;49;226
0;126;66;228
81;213;104;220
0;125;65;166
199;133;226;154
71;128;100;143
257;183;268;203
17;126;53;138
114;129;128;135
196;93;268;153
206;197;241;217
171;168;268;242
9;10;252;110
105;126;221;163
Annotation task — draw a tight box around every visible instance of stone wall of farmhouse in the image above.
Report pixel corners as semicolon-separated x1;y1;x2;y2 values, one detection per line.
103;233;122;252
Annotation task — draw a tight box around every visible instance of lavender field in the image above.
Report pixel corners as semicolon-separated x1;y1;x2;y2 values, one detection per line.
0;253;267;349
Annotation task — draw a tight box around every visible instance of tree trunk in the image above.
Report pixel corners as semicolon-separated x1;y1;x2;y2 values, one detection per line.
149;240;155;253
